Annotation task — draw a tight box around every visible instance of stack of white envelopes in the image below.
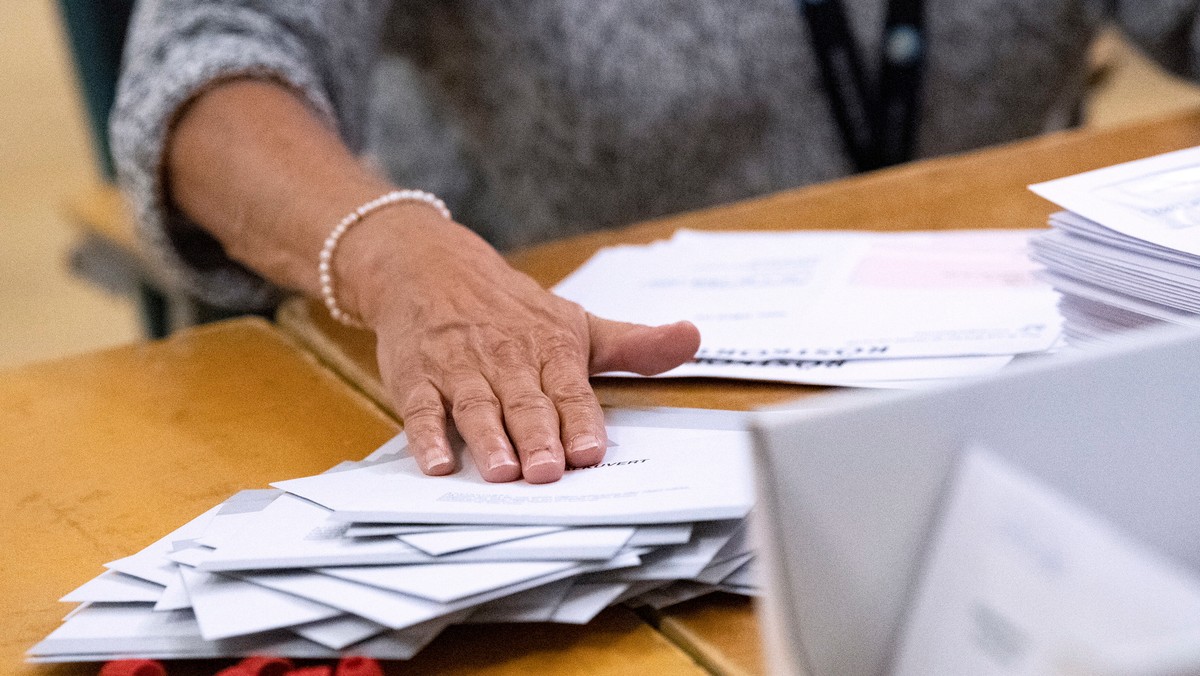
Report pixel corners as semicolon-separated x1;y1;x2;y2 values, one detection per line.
30;410;758;663
1030;146;1200;345
554;229;1062;388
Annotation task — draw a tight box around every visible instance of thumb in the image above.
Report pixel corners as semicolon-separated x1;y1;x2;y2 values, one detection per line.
588;315;701;376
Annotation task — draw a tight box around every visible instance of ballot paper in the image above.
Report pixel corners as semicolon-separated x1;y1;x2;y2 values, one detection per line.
320;560;580;603
61;571;164;604
273;423;755;525
554;229;1060;387
104;506;220;586
607;354;1016;388
398;526;563;555
1030;146;1200;344
31;408;762;664
548;582;632;624
180;567;342;640
27;603;459;662
1030;146;1200;257
195;495;639;570
893;447;1200;676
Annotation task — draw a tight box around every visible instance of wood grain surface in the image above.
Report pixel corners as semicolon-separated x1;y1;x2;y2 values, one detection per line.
3;319;706;676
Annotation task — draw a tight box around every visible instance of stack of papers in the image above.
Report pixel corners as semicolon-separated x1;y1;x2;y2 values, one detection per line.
1030;146;1200;345
30;410;759;663
554;229;1062;388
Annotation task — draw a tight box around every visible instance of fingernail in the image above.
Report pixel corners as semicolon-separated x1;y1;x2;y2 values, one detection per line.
422;448;454;474
526;448;558;469
569;434;601;457
487;451;519;473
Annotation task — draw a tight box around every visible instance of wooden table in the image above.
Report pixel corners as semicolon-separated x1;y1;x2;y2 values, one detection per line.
276;108;1200;676
3;319;707;676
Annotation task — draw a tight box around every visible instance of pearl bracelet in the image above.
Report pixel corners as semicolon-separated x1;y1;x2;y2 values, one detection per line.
319;189;451;328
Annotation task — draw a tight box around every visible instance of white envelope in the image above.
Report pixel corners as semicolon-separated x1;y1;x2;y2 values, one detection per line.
341;616;464;660
333;611;469;660
398;526;563;555
344;524;486;538
549;582;631;624
28;603;454;661
199;495;635;570
319;560;579;604
614;580;673;606
61;571;163;604
290;615;386;650
104;506;220;586
233;561;592;631
465;579;578;623
695;552;756;586
721;558;757;588
180;567;342;640
592;520;743;581
152;568;191;611
27;604;331;659
628;524;694;547
633;581;722;610
273;425;755;526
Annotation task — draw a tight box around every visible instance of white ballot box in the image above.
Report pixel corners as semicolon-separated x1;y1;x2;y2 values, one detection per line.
751;326;1200;676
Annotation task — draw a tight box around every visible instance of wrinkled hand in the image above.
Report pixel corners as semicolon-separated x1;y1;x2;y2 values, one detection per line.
340;207;700;483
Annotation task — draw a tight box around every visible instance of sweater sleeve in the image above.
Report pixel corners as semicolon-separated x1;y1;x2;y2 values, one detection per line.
1107;0;1200;80
111;0;391;311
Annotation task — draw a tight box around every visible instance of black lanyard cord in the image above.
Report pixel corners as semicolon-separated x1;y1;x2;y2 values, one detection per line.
797;0;926;172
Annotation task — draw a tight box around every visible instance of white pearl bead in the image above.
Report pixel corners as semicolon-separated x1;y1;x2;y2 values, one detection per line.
320;189;451;327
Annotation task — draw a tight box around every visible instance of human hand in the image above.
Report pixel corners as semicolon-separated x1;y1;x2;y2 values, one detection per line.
160;80;696;481
339;207;701;484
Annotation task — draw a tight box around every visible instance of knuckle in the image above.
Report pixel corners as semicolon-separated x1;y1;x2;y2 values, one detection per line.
551;383;597;411
452;389;502;417
504;389;556;416
400;397;444;429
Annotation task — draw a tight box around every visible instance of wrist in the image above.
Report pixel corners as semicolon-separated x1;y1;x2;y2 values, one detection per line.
332;200;459;326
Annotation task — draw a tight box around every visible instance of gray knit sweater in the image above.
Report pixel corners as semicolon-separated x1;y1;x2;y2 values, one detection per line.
112;0;1200;311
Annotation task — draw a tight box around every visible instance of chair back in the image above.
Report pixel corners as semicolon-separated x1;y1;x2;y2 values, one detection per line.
57;0;136;179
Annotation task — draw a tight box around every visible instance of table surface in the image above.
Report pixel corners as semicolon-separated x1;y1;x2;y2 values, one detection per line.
2;318;708;676
276;108;1200;676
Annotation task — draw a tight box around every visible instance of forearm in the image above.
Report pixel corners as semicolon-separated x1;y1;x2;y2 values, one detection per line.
166;78;449;319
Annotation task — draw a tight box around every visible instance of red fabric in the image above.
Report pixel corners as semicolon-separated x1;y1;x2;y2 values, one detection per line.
99;660;167;676
335;657;383;676
283;667;331;676
101;653;384;676
214;656;294;676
